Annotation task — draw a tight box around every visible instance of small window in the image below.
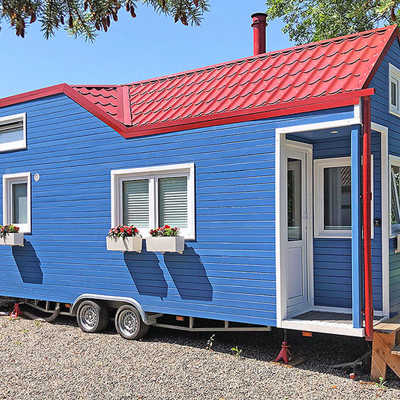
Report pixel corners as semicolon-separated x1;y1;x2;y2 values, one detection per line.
2;172;31;233
314;157;373;238
390;156;400;234
323;165;351;231
0;113;26;152
112;163;195;239
389;64;400;116
391;79;398;108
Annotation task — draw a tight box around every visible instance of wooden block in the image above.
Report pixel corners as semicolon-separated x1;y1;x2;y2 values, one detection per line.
371;332;400;380
392;344;400;356
370;352;387;381
374;313;400;333
374;322;400;334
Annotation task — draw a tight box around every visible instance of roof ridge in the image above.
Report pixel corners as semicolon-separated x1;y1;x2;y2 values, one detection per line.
124;25;397;88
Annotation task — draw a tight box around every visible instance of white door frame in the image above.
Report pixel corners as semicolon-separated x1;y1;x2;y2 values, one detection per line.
277;135;314;321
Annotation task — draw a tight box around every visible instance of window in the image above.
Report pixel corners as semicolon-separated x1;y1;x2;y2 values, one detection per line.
314;157;373;238
2;172;31;233
390;156;400;234
389;64;400;116
111;163;195;239
0;113;26;152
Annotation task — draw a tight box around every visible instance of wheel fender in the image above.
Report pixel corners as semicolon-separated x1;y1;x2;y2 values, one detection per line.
71;294;149;324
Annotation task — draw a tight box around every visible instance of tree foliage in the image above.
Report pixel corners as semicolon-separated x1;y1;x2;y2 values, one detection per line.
265;0;400;44
0;0;209;40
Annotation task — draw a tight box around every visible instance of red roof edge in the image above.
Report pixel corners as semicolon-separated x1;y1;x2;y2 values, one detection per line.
0;83;373;139
123;88;374;139
362;25;399;88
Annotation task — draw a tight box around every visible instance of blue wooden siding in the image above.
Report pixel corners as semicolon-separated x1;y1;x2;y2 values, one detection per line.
313;134;382;310
0;94;355;327
287;131;383;311
369;38;400;315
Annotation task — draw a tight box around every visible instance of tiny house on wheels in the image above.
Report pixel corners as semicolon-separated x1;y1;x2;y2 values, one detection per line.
2;14;400;346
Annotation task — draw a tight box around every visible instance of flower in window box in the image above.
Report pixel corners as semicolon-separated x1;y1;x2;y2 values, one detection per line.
0;225;24;246
106;225;142;252
146;225;184;254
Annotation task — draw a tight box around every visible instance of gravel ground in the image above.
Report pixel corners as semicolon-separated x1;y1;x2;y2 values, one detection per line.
0;311;400;400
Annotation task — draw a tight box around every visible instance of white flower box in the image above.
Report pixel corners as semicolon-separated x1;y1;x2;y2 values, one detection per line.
106;236;142;252
146;236;185;254
0;233;24;246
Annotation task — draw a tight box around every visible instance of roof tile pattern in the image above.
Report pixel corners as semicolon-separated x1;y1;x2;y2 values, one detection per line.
72;26;396;128
73;86;120;118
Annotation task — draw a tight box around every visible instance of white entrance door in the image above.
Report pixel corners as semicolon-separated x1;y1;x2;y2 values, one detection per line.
285;145;311;317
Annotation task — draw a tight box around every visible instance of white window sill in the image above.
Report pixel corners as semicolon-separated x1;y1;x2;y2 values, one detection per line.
314;232;352;239
389;108;400;118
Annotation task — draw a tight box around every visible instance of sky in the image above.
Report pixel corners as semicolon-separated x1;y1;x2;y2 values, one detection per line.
0;1;294;98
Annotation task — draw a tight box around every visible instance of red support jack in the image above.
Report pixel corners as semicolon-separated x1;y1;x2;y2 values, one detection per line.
275;330;291;364
10;303;22;319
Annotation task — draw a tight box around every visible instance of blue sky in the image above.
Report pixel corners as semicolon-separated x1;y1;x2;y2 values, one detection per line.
0;1;293;98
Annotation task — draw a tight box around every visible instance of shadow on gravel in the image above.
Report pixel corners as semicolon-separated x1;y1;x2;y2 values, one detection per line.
12;313;400;389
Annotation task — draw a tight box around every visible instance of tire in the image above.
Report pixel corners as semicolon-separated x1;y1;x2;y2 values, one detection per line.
115;304;150;340
76;300;109;333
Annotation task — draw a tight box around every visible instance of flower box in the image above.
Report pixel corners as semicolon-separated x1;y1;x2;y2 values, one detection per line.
0;233;24;246
146;236;185;254
106;236;142;252
106;225;142;252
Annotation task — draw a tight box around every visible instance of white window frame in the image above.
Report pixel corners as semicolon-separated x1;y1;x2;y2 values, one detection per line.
314;156;374;239
111;163;195;239
389;155;400;235
2;172;31;233
0;113;27;153
389;64;400;117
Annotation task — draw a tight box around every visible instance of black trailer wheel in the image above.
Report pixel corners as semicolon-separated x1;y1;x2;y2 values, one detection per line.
76;300;109;333
115;304;149;340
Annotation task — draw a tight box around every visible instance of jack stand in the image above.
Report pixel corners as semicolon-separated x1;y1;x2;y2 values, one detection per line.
275;329;291;364
10;303;22;319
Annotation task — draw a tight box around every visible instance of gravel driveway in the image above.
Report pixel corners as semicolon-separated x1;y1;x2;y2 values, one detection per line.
0;313;400;400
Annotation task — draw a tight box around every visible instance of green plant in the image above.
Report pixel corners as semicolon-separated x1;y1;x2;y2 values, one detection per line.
377;376;387;389
231;345;242;358
107;225;139;239
150;225;179;237
0;224;20;239
206;334;216;350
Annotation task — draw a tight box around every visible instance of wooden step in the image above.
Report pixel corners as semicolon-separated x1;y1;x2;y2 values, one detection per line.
374;315;400;334
392;345;400;357
371;314;400;381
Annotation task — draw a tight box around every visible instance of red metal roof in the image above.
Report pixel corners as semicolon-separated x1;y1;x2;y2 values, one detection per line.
71;25;397;129
0;25;396;139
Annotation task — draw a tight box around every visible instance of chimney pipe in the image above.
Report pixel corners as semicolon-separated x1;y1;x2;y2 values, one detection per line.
251;13;267;55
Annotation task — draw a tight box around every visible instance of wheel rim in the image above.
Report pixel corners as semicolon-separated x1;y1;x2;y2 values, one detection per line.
79;305;98;330
118;310;139;337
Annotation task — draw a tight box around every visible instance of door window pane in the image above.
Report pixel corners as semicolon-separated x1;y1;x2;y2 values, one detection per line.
159;176;188;228
324;166;351;230
123;179;149;229
12;183;27;224
288;158;302;241
391;80;398;108
391;165;400;226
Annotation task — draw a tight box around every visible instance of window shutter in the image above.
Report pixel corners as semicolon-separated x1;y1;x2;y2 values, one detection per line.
0;121;24;145
159;177;188;228
123;179;149;229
